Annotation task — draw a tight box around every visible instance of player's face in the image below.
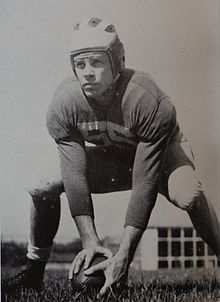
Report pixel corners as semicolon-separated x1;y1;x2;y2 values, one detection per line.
73;52;114;98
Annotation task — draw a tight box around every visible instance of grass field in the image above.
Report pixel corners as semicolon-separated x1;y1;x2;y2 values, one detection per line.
2;266;220;302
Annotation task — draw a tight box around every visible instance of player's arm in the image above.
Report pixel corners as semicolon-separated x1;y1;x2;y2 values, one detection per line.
56;139;112;274
46;81;95;222
47;113;113;275
57;139;113;275
125;95;178;230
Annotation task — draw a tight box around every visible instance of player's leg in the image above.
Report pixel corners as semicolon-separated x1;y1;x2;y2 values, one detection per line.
160;132;220;257
187;190;220;256
167;166;220;255
4;163;64;293
27;177;64;254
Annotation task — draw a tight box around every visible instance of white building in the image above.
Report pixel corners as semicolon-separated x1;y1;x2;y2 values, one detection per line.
140;226;218;271
139;198;219;270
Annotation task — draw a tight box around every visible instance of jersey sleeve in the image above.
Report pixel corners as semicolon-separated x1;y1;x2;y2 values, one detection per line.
125;96;177;230
46;79;79;142
46;79;94;218
57;140;94;218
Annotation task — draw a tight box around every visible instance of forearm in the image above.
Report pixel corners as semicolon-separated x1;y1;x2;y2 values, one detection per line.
125;183;157;230
124;140;166;229
74;215;101;248
117;226;144;264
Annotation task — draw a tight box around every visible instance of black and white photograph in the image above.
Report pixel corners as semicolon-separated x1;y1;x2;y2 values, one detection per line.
1;1;220;301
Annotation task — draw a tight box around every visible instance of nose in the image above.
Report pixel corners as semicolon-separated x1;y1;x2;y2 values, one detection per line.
84;63;95;81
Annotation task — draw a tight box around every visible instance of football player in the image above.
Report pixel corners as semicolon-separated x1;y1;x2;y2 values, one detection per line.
4;17;220;297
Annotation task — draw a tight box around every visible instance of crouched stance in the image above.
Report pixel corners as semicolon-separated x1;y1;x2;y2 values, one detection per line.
4;17;220;296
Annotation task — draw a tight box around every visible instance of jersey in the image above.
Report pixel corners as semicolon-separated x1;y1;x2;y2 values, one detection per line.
47;68;179;230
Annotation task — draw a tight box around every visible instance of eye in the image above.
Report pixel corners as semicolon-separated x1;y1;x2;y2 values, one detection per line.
91;59;103;67
74;61;85;69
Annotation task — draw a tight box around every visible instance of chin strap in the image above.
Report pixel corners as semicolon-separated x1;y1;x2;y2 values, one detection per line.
112;73;120;85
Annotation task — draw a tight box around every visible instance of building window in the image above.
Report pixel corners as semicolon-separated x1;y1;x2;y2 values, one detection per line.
158;261;168;268
158;241;168;257
196;241;204;256
171;228;180;238
171;241;181;257
172;260;181;268
185;260;193;268
197;260;205;268
184;228;193;237
158;228;168;238
184;241;193;257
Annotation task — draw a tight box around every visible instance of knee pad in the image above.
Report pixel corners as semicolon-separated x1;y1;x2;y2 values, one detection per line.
169;181;202;211
173;190;201;211
27;178;63;199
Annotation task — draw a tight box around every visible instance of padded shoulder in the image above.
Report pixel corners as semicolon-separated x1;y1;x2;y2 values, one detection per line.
122;71;176;141
46;76;83;141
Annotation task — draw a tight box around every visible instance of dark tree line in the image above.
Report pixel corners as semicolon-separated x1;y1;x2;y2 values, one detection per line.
1;237;119;266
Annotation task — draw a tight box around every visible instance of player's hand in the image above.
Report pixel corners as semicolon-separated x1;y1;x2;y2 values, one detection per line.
69;246;112;279
84;252;129;298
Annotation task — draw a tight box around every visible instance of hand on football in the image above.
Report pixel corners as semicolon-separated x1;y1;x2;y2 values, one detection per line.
69;246;112;279
84;252;129;298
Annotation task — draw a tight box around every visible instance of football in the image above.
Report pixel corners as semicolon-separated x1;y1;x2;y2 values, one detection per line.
70;255;106;292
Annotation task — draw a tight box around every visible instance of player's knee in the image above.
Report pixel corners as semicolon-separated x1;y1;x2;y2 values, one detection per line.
27;178;63;198
168;167;202;211
169;188;201;211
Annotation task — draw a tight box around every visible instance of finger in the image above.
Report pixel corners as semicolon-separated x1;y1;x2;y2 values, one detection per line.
69;261;75;280
69;252;85;277
69;256;80;279
74;256;85;274
84;260;107;275
98;280;112;298
84;252;94;270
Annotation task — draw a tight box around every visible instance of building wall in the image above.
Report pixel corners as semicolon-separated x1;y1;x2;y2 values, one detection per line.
140;227;218;271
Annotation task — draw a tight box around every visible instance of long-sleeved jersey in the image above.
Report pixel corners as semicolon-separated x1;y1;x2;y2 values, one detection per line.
47;68;179;230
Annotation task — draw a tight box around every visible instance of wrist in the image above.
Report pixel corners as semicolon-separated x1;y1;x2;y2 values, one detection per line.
74;215;101;248
117;226;143;260
82;237;101;249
